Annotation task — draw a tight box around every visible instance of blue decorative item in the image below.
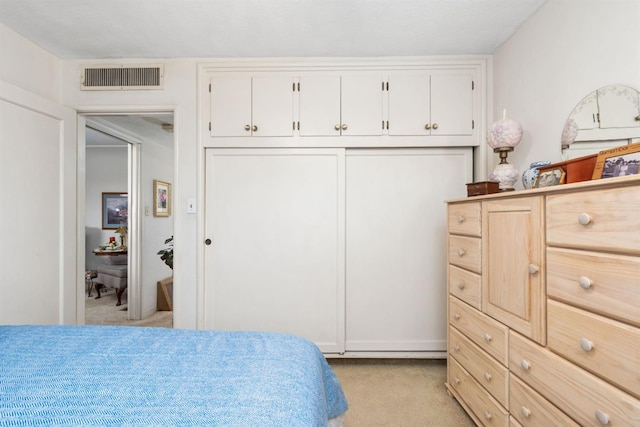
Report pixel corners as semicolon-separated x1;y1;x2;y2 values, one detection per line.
522;161;551;189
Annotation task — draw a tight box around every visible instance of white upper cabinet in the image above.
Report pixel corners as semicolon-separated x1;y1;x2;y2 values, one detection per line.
597;86;640;129
388;73;473;136
210;75;294;137
299;74;384;136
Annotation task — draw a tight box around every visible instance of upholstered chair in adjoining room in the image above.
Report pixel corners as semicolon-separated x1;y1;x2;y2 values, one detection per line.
95;255;128;306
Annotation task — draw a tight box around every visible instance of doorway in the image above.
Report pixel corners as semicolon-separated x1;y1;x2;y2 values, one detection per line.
81;112;174;326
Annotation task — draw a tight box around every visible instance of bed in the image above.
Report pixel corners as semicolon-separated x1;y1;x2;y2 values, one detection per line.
0;325;348;426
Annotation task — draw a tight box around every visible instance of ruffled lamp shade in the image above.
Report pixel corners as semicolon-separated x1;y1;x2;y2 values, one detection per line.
487;112;523;191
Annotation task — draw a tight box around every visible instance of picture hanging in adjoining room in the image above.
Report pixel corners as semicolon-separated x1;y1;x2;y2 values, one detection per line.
102;192;128;229
153;180;171;217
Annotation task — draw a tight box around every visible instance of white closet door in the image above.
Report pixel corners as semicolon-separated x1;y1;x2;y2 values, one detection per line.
345;148;472;352
204;148;345;353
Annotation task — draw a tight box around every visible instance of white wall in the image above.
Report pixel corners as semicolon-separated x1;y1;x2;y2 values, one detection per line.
85;146;128;271
0;24;61;102
491;0;640;188
61;60;198;328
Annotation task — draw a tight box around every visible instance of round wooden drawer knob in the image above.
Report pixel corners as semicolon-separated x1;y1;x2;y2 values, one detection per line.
521;407;531;418
579;276;593;289
580;338;594;352
521;359;531;371
595;409;610;425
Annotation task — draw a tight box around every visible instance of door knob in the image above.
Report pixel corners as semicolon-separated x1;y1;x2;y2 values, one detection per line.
341;124;347;130
425;123;431;130
205;239;212;245
244;125;251;131
252;125;258;132
335;124;341;131
432;123;439;130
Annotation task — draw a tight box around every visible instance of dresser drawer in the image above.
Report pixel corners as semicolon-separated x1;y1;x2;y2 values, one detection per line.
546;186;640;255
547;247;640;327
510;331;640;427
448;357;509;427
449;265;481;310
448;202;481;237
449;296;508;365
449;327;508;406
449;235;481;274
547;300;640;399
509;373;579;427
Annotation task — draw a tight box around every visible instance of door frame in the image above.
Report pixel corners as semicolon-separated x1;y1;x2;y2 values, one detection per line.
77;107;175;322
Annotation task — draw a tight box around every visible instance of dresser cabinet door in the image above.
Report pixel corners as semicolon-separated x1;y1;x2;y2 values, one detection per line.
482;197;545;345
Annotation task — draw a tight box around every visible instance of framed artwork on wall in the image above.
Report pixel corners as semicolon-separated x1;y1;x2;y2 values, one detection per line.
102;192;128;229
154;180;172;217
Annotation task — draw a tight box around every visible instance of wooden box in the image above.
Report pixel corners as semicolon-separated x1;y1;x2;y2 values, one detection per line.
466;181;500;197
157;276;173;311
537;154;597;184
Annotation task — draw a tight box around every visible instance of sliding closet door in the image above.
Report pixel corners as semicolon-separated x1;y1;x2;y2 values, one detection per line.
0;84;77;324
345;148;472;354
204;148;345;353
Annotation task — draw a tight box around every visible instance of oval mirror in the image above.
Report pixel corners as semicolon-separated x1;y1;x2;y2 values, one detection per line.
561;85;640;159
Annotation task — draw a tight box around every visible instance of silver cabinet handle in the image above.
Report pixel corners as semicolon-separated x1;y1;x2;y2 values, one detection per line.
252;125;258;132
432;123;439;130
244;124;251;131
425;123;431;130
341;124;347;130
335;124;341;131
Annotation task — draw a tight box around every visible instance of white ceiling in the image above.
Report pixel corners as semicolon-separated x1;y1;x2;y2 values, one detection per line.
0;0;546;59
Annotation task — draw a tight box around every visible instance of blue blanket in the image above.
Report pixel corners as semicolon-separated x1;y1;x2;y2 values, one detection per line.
0;326;347;426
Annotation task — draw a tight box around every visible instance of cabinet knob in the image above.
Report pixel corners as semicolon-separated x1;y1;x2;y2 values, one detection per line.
244;124;251;131
342;124;348;131
432;123;439;130
528;264;539;275
457;282;465;290
453;313;461;321
635;115;640;121
457;249;465;257
205;238;212;245
425;123;431;130
484;411;492;421
252;125;258;132
483;372;492;381
335;124;341;131
595;409;610;425
453;344;460;353
521;407;532;418
483;333;492;342
520;359;531;371
457;215;464;224
580;338;594;352
579;276;593;290
578;212;592;225
454;376;460;385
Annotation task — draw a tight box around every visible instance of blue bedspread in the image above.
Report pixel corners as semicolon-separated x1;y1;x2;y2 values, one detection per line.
0;326;347;426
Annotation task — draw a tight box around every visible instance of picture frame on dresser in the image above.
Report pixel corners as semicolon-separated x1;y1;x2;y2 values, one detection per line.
592;141;640;179
533;167;565;188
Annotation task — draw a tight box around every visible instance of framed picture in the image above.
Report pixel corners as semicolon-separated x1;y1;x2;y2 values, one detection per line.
533;167;566;188
102;192;128;229
153;180;172;217
591;141;640;179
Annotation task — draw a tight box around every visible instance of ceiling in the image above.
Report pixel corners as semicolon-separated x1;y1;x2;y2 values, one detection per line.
0;0;546;60
86;115;174;147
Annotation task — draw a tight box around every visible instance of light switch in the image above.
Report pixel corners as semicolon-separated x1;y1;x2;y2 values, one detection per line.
145;206;150;216
187;198;196;214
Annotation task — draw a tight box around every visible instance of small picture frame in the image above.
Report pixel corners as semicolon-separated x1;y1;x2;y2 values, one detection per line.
102;192;128;229
153;180;172;217
591;141;640;179
533;167;566;188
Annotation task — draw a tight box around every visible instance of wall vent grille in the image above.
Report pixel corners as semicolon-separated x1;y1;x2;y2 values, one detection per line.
81;64;164;90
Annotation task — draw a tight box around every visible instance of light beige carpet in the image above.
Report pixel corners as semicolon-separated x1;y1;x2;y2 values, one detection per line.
328;359;474;427
85;287;173;328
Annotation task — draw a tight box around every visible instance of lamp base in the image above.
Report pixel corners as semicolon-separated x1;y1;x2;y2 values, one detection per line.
489;163;519;191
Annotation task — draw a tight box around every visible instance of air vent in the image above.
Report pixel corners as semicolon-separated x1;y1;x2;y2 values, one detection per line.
81;64;164;90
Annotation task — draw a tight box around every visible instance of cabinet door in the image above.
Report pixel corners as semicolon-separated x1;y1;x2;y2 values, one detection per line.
431;74;473;136
204;148;345;353
482;197;545;345
252;76;294;137
597;86;640;129
387;74;430;136
210;75;251;137
298;75;341;136
346;148;473;352
341;74;384;136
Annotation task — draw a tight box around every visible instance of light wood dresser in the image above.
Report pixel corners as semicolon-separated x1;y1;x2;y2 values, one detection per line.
445;175;640;427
